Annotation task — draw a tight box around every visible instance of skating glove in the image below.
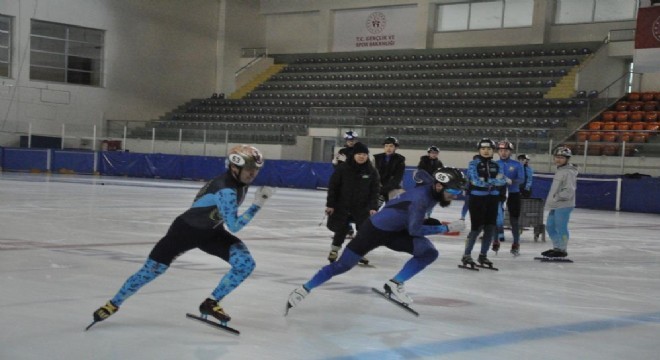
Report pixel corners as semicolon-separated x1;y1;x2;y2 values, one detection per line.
446;219;466;233
253;186;275;208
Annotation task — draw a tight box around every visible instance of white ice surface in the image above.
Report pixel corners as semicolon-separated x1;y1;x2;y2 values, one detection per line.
0;172;659;360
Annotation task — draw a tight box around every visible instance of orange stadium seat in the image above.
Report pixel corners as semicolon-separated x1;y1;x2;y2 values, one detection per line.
616;111;630;122
577;131;589;142
601;111;616;122
602;122;617;130
615;101;629;111
602;132;618;142
643;101;657;111
588;131;602;142
631;132;648;143
644;111;658;122
628;101;644;111
619;132;632;142
641;92;655;101
616;122;631;131
627;92;641;101
631;122;646;131
588;121;603;130
601;144;620;156
630;111;644;122
646;122;659;133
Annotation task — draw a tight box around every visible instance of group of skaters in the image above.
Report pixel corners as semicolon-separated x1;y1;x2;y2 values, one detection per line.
89;135;577;327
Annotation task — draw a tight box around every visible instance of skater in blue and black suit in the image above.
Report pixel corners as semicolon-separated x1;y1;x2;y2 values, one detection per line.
493;140;525;256
286;167;468;313
90;145;275;328
461;138;509;269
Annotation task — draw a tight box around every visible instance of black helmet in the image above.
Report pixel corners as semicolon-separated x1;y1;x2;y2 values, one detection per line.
497;140;514;151
383;136;400;147
517;154;530;161
477;138;496;149
427;145;440;153
344;130;358;140
433;167;467;194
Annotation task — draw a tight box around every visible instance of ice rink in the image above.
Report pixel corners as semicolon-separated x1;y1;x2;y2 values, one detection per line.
1;172;659;360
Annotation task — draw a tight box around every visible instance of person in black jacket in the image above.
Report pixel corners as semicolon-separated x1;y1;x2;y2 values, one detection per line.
417;146;444;176
373;137;406;206
325;142;380;264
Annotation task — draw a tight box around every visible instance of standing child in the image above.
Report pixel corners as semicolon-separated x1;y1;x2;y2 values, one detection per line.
517;154;534;198
542;146;578;258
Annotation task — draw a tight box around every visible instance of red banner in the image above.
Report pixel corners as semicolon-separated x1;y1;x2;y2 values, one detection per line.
635;6;660;49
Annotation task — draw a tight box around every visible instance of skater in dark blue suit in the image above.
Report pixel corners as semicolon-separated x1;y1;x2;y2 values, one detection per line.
286;167;467;313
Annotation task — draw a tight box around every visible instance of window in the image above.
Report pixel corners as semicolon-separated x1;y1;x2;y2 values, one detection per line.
555;0;637;24
0;15;11;78
436;0;533;32
30;20;104;86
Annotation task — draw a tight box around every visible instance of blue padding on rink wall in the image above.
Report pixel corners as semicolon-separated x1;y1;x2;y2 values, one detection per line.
530;175;617;211
2;148;659;213
2;148;49;172
621;177;660;214
52;150;95;174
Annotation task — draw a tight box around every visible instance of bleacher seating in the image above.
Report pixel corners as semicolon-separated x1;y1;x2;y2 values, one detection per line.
143;43;599;149
570;92;660;156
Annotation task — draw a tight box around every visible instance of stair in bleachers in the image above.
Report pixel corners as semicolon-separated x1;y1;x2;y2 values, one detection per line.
230;64;286;100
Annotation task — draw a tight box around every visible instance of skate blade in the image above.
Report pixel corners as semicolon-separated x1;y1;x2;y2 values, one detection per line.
186;313;240;335
476;264;499;271
371;288;419;316
84;321;99;331
534;257;573;263
458;264;479;271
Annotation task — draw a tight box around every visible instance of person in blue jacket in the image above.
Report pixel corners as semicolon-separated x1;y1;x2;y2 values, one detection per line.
517;154;534;198
285;167;468;313
462;138;509;268
90;145;275;327
492;140;525;256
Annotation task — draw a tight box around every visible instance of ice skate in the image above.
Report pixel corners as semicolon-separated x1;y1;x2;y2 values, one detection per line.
199;298;231;322
383;279;413;305
327;250;338;263
92;300;119;322
541;248;566;258
285;285;309;315
478;254;492;266
346;228;355;240
86;300;119;330
510;243;520;257
492;240;500;253
477;254;499;270
458;255;478;270
358;257;370;266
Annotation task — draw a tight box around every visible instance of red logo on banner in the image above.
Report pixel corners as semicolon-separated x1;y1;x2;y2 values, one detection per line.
635;6;660;48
